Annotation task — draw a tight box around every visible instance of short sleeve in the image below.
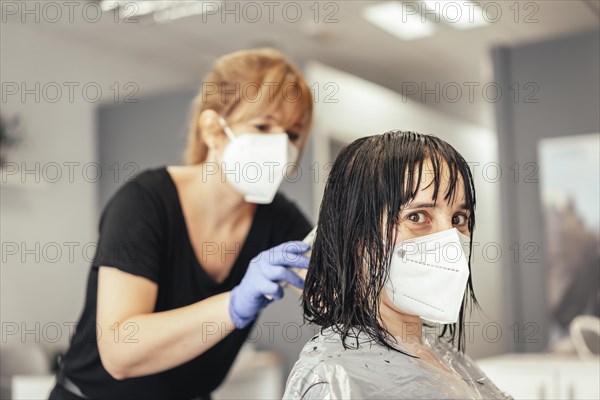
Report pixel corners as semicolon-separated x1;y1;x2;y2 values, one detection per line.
92;180;164;283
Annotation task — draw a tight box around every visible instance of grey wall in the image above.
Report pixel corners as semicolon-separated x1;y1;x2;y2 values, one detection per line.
492;29;600;352
97;87;196;209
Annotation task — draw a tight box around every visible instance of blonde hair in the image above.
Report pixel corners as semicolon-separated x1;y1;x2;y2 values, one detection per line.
184;48;314;164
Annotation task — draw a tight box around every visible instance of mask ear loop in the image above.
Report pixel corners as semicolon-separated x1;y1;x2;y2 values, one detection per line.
218;116;236;141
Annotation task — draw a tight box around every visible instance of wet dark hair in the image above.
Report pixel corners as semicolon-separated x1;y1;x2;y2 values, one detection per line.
303;130;480;355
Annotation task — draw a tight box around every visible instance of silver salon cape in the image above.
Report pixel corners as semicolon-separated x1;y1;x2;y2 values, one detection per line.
283;327;512;399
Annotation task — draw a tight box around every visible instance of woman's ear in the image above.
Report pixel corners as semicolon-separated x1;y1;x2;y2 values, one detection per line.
198;109;222;150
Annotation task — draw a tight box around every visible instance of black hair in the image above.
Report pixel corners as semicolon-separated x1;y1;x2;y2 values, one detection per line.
302;130;480;355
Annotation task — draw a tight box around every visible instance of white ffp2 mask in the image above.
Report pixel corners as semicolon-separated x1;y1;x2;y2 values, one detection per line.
218;117;298;204
384;228;471;324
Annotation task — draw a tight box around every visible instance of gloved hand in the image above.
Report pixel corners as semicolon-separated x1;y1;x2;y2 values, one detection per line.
229;241;310;329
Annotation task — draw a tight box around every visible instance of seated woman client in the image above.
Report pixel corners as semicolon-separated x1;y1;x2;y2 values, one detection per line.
284;130;512;399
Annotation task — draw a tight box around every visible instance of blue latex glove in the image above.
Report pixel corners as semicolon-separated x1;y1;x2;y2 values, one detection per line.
229;241;310;329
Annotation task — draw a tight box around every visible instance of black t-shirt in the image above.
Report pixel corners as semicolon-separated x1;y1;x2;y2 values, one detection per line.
61;166;312;400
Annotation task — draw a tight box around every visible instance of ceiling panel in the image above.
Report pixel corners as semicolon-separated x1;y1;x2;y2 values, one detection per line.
7;0;598;127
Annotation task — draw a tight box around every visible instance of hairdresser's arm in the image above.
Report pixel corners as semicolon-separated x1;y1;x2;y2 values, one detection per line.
96;266;235;380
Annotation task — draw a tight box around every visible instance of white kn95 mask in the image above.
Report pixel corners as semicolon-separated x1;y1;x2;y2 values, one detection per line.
384;227;471;324
218;116;298;204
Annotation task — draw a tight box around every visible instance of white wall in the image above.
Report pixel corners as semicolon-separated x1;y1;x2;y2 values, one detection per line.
0;21;194;360
305;62;506;359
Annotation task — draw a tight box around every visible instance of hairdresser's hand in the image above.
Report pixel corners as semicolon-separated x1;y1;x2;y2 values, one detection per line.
229;241;310;329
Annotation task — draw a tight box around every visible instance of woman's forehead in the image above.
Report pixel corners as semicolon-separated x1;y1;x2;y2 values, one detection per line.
231;100;305;128
410;160;467;205
410;183;467;207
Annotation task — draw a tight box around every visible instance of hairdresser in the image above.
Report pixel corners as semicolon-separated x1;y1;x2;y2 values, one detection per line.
49;48;314;400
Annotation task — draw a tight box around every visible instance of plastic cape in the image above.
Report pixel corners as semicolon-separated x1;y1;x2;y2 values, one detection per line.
283;327;513;400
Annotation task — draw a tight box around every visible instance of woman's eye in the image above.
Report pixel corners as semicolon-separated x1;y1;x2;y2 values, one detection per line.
407;212;427;224
254;124;270;132
287;132;300;141
452;214;467;226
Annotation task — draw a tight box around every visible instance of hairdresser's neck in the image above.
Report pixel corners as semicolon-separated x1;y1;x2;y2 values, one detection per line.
191;161;254;226
379;292;423;346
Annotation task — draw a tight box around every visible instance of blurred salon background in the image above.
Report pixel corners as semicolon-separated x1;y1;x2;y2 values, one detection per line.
1;1;599;399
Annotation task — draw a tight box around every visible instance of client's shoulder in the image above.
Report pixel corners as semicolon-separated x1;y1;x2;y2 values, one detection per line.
284;327;415;399
296;327;400;365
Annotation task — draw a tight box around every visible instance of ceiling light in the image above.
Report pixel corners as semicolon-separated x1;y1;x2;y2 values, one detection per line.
423;1;488;30
362;1;436;41
99;1;217;24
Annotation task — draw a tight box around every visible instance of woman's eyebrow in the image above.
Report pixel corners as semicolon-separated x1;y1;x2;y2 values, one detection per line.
266;115;277;121
265;115;297;128
269;115;304;130
403;202;436;209
403;202;470;210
